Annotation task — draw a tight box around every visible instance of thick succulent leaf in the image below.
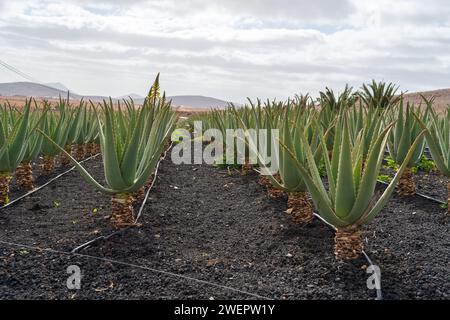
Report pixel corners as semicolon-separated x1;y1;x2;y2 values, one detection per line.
9;103;30;165
100;104;127;189
361;130;427;224
280;140;347;227
414;113;450;176
344;124;393;224
278;119;305;191
120;104;147;185
334;119;356;218
38;129;115;194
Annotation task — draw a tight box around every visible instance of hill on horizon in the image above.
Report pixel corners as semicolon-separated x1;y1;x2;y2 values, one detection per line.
1;81;449;111
0;81;232;108
401;89;450;111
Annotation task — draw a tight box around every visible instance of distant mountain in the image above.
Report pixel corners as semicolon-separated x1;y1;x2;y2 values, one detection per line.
117;93;144;100
166;95;230;108
45;82;70;92
402;88;450;112
0;82;232;108
0;82;78;99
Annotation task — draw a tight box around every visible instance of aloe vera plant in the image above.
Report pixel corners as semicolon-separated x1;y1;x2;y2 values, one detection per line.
246;105;322;224
61;102;84;166
249;99;286;197
72;102;99;160
15;100;46;190
0;102;31;204
386;100;427;196
40;98;73;173
415;98;450;213
283;114;425;260
84;104;100;157
40;76;176;228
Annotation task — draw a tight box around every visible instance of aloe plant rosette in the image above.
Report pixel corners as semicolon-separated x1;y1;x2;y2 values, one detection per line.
415;100;450;213
283;115;425;260
61;103;83;166
40;99;72;173
386;101;427;196
247;109;318;224
0;103;31;204
40;87;175;228
15;103;46;190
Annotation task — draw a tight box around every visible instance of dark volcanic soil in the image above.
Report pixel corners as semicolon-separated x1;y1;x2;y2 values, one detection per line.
415;170;449;202
0;152;448;300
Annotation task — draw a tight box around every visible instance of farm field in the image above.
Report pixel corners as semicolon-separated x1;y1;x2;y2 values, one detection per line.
0;150;448;299
0;78;449;300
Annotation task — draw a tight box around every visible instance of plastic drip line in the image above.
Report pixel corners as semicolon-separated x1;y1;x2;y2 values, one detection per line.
135;143;173;223
377;179;446;204
0;239;271;300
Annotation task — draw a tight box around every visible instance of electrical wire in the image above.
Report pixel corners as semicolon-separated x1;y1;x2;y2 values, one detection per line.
0;59;38;83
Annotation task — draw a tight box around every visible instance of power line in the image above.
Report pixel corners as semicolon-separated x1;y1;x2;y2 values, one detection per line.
0;59;38;82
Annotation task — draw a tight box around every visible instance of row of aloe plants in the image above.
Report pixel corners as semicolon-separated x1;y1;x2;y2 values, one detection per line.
193;81;449;260
1;75;176;229
0;97;100;195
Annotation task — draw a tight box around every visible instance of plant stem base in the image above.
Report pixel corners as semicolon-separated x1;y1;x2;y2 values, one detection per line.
258;175;284;198
241;159;253;175
74;144;85;161
42;156;55;174
0;173;12;205
93;143;101;155
287;192;313;224
85;143;94;157
398;167;416;196
334;227;364;260
61;145;72;166
133;187;146;203
111;194;137;229
15;161;34;190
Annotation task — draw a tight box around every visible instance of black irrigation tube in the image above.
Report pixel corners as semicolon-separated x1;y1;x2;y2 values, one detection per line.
0;154;100;211
0;239;271;300
71;143;173;253
377;180;447;205
312;213;383;301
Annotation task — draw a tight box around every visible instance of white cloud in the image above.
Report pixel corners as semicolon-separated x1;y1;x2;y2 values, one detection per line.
0;0;449;101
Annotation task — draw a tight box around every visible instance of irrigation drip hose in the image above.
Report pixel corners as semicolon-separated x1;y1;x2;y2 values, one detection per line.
71;143;173;253
312;213;383;301
135;143;173;223
377;179;447;205
0;239;271;300
0;154;100;211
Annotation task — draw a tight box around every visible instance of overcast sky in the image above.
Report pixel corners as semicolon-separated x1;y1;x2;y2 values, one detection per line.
0;0;449;102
